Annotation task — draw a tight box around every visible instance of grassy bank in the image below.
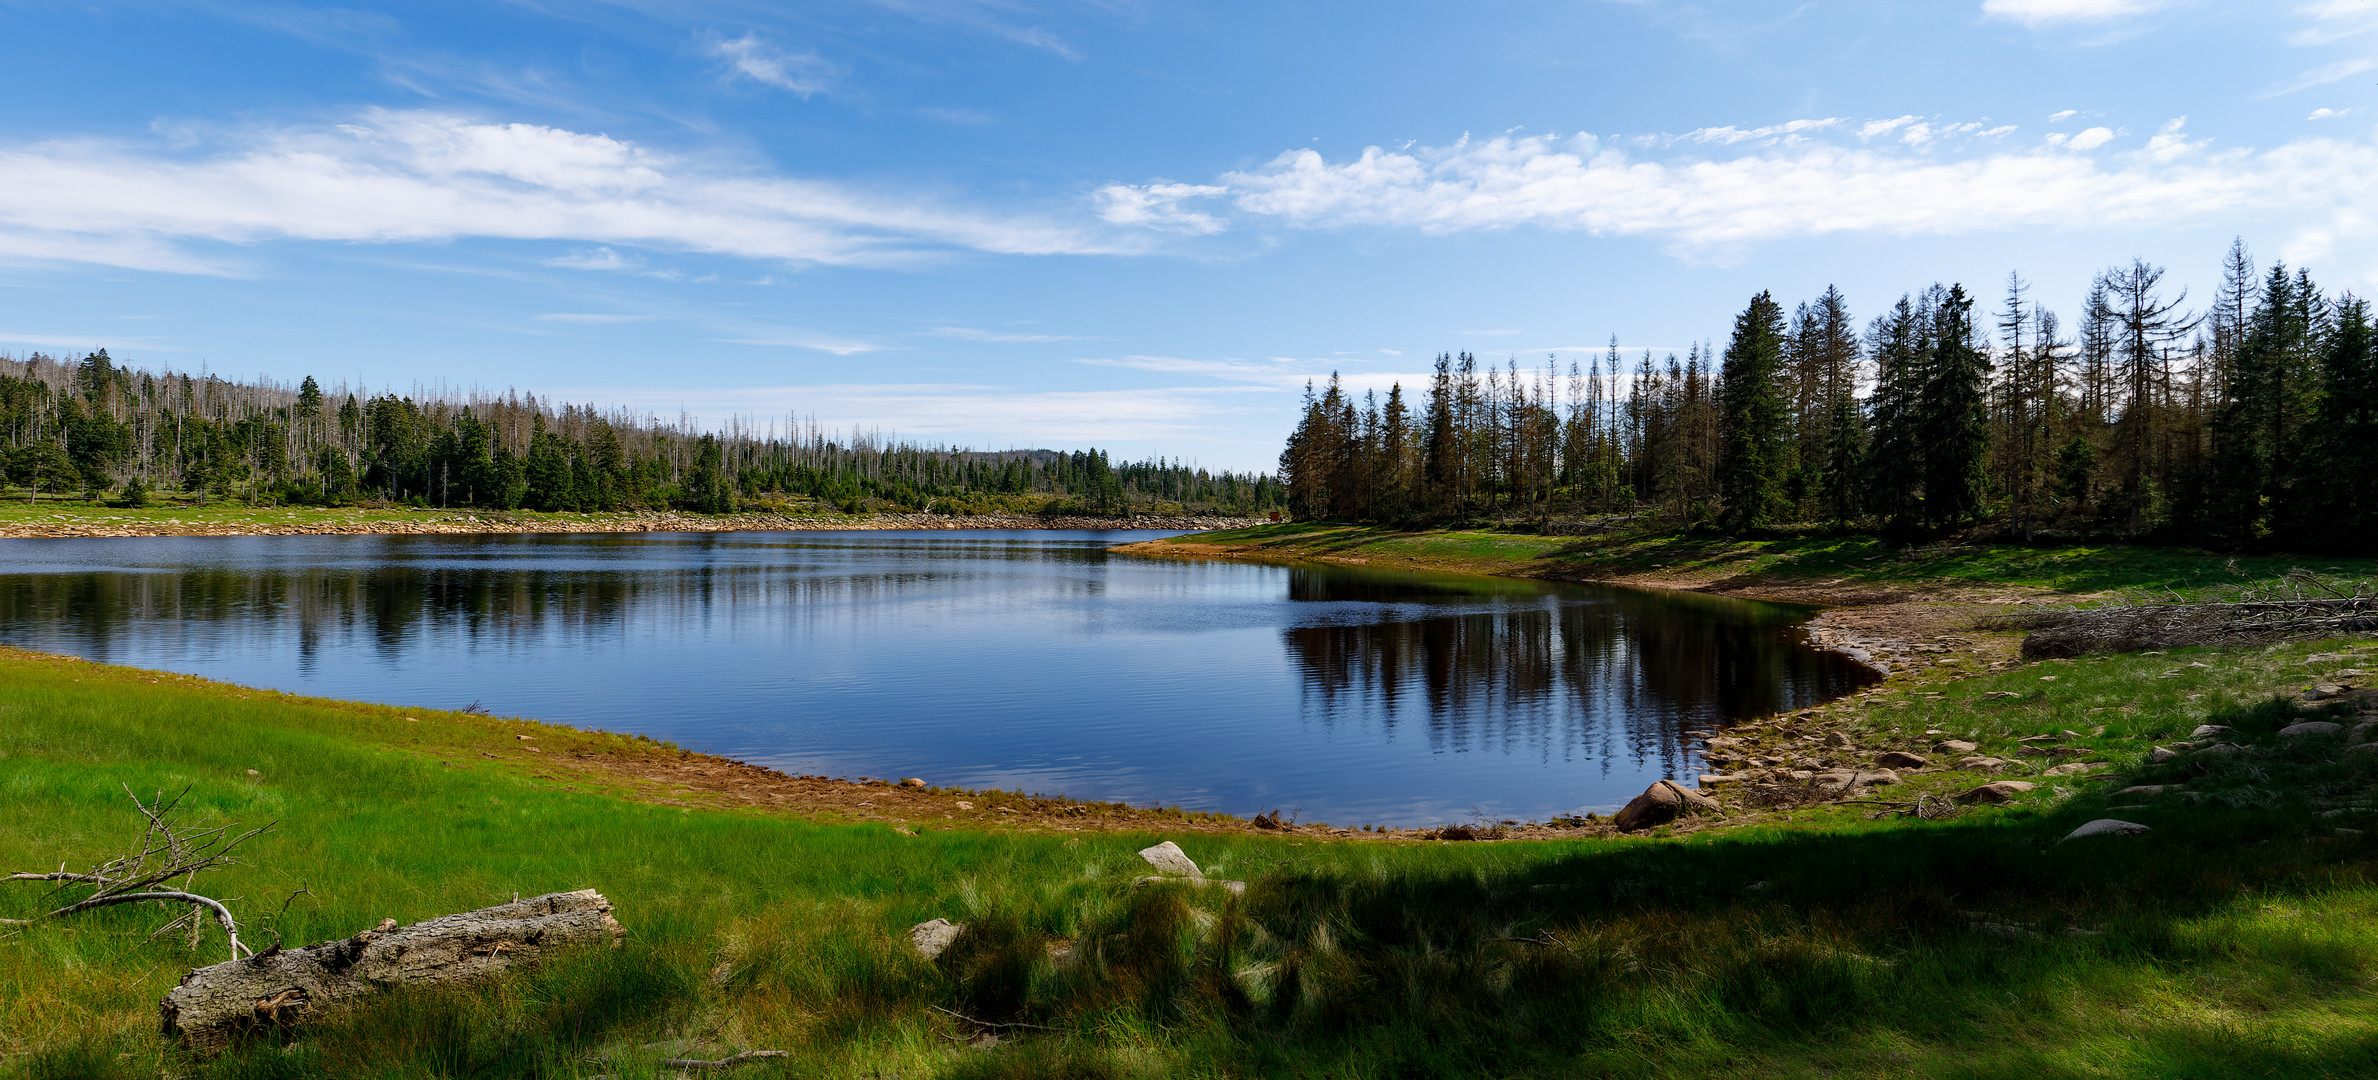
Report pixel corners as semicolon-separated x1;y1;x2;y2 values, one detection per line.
1134;523;2378;603
6;635;2378;1078
0;500;1255;539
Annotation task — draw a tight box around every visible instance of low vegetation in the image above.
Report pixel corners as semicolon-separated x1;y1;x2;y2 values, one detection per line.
6;606;2377;1078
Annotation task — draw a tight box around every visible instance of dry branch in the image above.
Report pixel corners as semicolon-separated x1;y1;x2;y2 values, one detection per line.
4;785;269;961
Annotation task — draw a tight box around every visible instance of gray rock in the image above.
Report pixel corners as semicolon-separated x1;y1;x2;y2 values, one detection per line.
2114;784;2180;797
2189;724;2232;740
2279;721;2345;739
910;918;963;959
2149;746;2181;763
1935;740;1978;754
1954;780;2037;804
2062;819;2151;842
2305;683;2347;701
2349;721;2378;744
899;777;928;789
1613;779;1724;832
1876;751;1929;769
2194;742;2244;758
1959;755;2008;770
2042;762;2108;777
1137;841;1203;877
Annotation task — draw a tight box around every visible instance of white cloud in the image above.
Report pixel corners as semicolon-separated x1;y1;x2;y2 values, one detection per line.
2261;56;2378;98
2309;107;2354;120
1981;0;2163;26
2049;109;2079;123
0;110;1127;273
2289;0;2378;46
547;246;639;270
708;33;836;97
1093;182;1229;234
2066;125;2119;149
1683;118;1841;145
1103;124;2378;256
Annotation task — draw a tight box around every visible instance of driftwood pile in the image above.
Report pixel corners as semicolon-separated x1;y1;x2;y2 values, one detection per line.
159;890;624;1050
2007;598;2378;658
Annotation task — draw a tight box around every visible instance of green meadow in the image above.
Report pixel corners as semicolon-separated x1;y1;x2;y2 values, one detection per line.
5;624;2378;1079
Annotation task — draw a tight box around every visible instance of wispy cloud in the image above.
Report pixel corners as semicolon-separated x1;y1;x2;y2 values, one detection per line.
546;246;640;271
1094;182;1228;234
2260;56;2378;98
0;109;1132;273
708;33;836;96
549;382;1274;443
715;331;882;356
536;312;651;324
1980;0;2165;26
931;326;1084;343
1096;120;2378;257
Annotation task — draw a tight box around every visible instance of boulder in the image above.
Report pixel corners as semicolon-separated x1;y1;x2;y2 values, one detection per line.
910;918;963;959
2042;762;2107;777
1959;755;2008;770
2149;746;2180;763
899;777;928;789
2194;742;2243;758
2189;724;2231;740
1954;780;2037;804
1612;779;1724;832
2279;721;2345;739
1935;740;1978;754
2351;721;2378;744
1876;751;1929;769
2062;819;2151;842
2305;683;2348;701
2114;784;2180;797
2347;743;2378;759
1137;841;1203;877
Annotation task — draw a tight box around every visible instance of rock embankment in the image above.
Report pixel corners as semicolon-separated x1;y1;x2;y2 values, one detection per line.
0;510;1267;540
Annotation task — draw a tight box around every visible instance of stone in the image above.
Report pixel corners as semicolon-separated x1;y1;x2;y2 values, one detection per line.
2347;743;2378;759
2149;746;2181;763
2114;784;2179;797
2019;734;2061;744
1612;779;1724;832
2194;742;2243;758
1935;740;1978;754
2190;724;2232;740
1824;732;1851;748
910;918;963;959
2062;819;2151;842
899;777;928;789
1876;751;1929;769
1698;774;1740;786
1954;780;2037;804
2279;721;2345;739
1137;840;1203;877
2305;683;2347;701
1959;755;2009;770
2017;746;2054;758
2042;762;2107;777
2351;722;2378;744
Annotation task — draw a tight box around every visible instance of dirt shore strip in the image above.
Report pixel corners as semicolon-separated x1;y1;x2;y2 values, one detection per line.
0;510;1266;540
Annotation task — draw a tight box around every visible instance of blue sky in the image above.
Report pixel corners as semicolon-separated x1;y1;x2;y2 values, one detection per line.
2;0;2373;470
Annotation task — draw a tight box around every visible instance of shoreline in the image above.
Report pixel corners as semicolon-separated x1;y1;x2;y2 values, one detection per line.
0;507;1269;540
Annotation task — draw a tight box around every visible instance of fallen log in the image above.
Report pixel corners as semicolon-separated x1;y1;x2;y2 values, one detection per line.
160;889;623;1051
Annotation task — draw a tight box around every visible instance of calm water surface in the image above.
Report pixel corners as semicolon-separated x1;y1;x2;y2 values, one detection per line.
0;530;1872;825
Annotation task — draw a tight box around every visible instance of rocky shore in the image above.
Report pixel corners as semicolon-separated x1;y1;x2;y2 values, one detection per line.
0;508;1268;540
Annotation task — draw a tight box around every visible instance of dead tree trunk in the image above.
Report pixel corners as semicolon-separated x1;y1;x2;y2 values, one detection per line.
160;889;623;1051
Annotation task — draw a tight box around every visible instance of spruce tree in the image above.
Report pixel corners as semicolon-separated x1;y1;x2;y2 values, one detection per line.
1716;291;1789;531
1919;285;1992;530
2299;295;2377;552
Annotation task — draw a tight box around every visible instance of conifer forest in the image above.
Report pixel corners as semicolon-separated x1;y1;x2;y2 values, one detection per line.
0;358;1281;518
1280;240;2378;554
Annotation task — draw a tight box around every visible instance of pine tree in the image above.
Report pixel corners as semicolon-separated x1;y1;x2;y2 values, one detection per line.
1716;291;1789;531
1920;285;1992;530
1866;294;1930;538
2297;295;2377;552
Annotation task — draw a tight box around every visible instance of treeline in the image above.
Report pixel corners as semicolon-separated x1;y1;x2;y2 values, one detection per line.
0;354;1281;517
1280;239;2378;553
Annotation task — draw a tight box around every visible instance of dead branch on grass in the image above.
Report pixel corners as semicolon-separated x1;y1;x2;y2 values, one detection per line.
2;784;270;962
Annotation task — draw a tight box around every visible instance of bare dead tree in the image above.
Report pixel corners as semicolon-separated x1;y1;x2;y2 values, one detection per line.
3;784;271;963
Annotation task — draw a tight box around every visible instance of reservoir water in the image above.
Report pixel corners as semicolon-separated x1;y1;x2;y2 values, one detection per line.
0;529;1872;825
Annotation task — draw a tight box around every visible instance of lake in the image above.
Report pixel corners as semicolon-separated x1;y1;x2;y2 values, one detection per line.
0;529;1873;825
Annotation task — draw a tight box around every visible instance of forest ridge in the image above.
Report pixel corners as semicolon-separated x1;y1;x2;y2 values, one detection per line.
0;358;1282;519
1279;240;2378;554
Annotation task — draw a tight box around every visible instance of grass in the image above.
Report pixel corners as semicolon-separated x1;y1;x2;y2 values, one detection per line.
1164;523;2378;601
5;635;2378;1079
